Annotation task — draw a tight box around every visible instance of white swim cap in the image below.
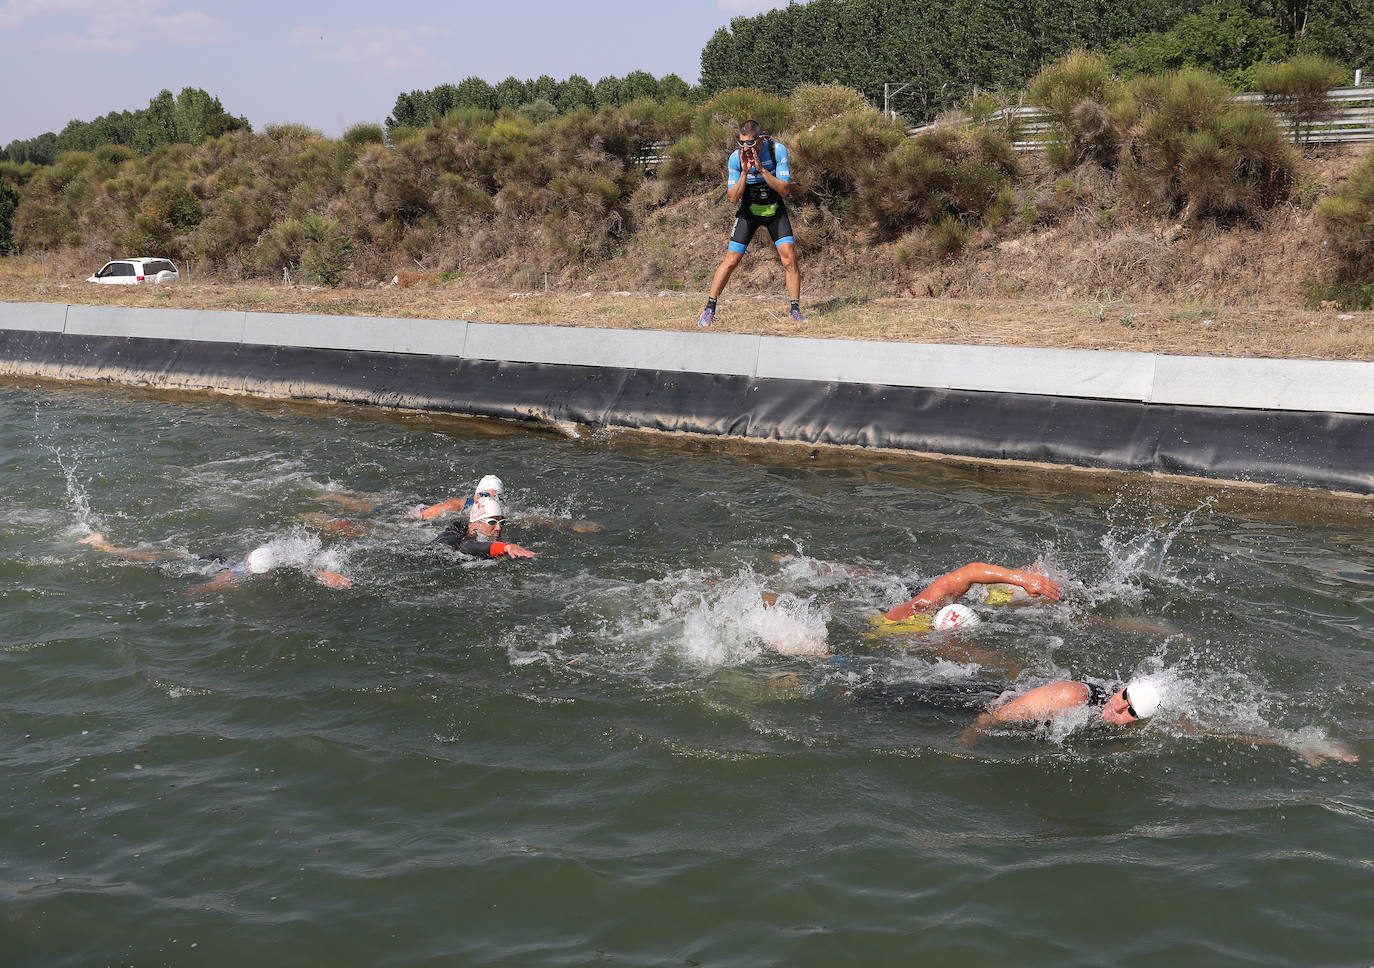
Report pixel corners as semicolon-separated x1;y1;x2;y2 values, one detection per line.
933;603;980;630
469;494;505;523
245;546;276;575
476;475;504;496
1123;678;1162;719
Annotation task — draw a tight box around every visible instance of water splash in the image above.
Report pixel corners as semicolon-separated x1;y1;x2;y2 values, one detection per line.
1086;496;1216;607
43;444;99;536
677;567;830;665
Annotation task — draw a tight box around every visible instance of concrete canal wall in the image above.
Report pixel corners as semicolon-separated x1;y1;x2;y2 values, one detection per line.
2;301;1371;495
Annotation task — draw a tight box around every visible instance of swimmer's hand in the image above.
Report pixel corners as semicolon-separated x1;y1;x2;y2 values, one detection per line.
79;532;112;551
1011;571;1061;601
1296;737;1358;765
313;570;352;589
501;544;536;559
570;521;603;533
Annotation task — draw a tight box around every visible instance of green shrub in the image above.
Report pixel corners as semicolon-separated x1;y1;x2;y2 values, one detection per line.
1252;55;1346;146
517;99;558;125
0;180;17;252
246;217;307;274
693;88;792;141
660;133;725;194
1029;50;1129;169
300;212;353;287
1305;281;1374;311
790;109;906;203
1316;146;1374;281
342;122;386;147
789;84;874;127
263;123;323;144
857;123;1018;240
1119;68;1294;222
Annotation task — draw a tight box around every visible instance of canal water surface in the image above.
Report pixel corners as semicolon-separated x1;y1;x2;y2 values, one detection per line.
2;380;1371;967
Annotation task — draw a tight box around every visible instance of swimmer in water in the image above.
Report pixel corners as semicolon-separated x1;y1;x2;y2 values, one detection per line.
433;493;535;560
852;675;1359;764
413;474;602;532
880;563;1061;626
78;533;351;591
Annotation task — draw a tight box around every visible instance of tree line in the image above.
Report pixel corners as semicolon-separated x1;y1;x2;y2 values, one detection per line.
699;0;1371;120
385;72;695;135
1;88;249;166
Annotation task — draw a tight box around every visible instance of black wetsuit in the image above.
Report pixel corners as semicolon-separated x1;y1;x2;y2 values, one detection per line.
857;678;1118;715
435;522;509;559
854;679;1012;712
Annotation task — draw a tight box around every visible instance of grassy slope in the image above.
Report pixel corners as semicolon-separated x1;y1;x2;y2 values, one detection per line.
1;148;1369;361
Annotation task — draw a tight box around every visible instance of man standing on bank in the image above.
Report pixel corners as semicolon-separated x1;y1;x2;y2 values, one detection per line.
698;120;804;327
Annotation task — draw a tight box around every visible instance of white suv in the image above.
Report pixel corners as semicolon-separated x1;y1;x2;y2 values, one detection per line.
87;258;180;285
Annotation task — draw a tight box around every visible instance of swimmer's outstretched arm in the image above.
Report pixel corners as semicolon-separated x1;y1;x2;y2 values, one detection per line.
516;512;603;533
316;489;388;511
186;572;240;596
79;532;162;562
188;569;352;594
1171;717;1358;765
886;563;1060;622
412;497;467;520
297;512;364;540
492;543;535;559
957;681;1088;746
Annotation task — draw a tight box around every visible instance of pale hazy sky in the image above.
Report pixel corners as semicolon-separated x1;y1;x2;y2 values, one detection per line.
0;0;790;144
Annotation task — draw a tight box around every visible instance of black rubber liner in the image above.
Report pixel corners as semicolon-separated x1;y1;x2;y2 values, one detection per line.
1;330;1370;494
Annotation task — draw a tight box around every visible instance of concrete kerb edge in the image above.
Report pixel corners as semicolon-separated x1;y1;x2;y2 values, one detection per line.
3;301;1374;414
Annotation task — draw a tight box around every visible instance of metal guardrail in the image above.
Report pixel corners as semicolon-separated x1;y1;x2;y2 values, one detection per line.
911;86;1374;149
634;87;1373;168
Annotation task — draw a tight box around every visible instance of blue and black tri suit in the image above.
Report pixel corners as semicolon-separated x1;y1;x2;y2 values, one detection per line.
726;138;794;254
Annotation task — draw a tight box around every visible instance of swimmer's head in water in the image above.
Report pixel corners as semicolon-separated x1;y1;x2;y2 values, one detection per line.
245;546;276;575
1123;679;1162;719
1102;678;1162;725
476;475;504;496
469;494;504;524
933;603;980;630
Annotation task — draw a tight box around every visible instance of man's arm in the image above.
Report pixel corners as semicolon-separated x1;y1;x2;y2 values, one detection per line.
885;563;1060;621
726;149;747;206
756;141;791;198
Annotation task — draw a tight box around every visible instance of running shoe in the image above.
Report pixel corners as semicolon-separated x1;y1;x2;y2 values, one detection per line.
697;307;715;327
790;307;807;323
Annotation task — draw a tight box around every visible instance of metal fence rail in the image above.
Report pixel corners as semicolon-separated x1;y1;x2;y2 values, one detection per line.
911;86;1374;149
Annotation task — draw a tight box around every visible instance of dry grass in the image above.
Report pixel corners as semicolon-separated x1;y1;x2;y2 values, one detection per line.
4;264;1368;361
